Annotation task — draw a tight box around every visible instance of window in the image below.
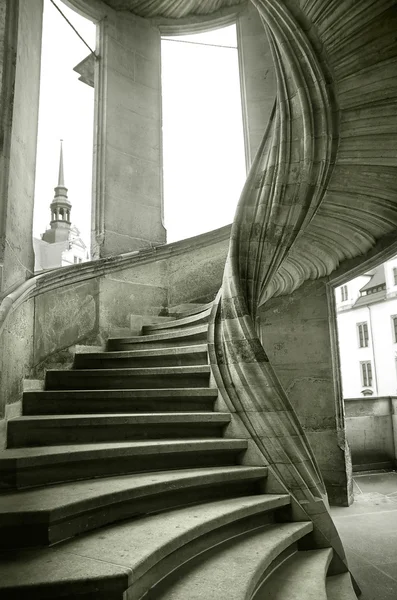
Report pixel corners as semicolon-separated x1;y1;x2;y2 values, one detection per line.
393;267;397;286
341;285;348;301
364;284;386;296
392;316;397;343
74;256;78;264
357;322;369;347
361;361;373;387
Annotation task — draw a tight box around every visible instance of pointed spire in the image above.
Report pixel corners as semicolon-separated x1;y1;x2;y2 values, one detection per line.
48;139;71;232
58;139;65;187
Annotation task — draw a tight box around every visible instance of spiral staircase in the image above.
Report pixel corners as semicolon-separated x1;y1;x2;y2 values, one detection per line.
0;303;356;599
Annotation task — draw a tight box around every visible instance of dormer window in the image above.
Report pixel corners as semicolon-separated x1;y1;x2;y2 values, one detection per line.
360;283;386;296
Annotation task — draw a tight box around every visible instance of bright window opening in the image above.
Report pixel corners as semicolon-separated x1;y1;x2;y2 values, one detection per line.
161;25;246;243
33;0;95;271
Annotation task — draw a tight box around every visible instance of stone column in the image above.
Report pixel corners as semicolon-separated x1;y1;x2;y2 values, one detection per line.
93;11;166;258
258;278;353;506
0;0;43;294
236;1;276;169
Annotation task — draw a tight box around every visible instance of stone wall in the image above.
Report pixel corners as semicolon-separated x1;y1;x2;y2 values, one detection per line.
237;1;275;168
258;278;352;506
93;9;166;258
0;225;230;448
0;0;43;294
345;396;397;470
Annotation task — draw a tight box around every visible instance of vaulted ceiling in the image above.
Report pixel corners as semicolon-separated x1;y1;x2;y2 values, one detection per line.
99;0;245;18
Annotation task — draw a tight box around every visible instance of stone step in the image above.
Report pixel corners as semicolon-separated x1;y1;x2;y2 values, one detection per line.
0;494;289;599
7;412;230;447
107;324;208;351
73;344;208;369
326;573;358;600
45;365;211;390
151;521;313;600
168;302;213;318
142;307;211;334
0;438;248;490
0;466;271;548
22;388;218;416
253;548;333;599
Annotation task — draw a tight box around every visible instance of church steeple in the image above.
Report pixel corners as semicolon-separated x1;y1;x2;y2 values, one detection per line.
42;141;73;244
50;140;71;225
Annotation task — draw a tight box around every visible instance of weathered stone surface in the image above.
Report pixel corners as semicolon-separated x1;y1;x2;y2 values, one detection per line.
94;11;166;257
0;0;43;294
237;1;276;168
99;276;167;335
33;280;99;367
345;397;396;469
166;232;230;306
0;298;34;426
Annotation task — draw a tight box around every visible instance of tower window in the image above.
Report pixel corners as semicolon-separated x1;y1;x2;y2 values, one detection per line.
357;322;369;348
341;285;348;301
361;361;373;387
393;267;397;286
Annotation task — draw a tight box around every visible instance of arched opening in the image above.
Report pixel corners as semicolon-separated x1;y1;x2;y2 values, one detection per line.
161;25;246;242
33;0;95;271
333;251;397;475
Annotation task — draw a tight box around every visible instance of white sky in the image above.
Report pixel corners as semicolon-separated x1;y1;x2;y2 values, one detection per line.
161;28;246;242
34;1;95;246
34;1;246;249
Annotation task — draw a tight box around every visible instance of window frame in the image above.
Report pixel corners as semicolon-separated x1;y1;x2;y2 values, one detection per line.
360;360;373;387
357;321;369;348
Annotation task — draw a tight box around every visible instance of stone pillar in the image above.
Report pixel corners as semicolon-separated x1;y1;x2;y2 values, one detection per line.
0;0;43;294
93;11;166;258
258;278;353;506
237;1;276;169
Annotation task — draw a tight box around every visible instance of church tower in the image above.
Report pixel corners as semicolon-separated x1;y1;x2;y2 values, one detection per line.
42;141;72;243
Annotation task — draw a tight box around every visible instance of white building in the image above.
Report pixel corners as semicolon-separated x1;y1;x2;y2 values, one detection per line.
34;142;89;272
336;256;397;398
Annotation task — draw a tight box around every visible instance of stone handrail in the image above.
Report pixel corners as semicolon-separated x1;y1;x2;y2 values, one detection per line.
0;224;232;337
209;0;348;573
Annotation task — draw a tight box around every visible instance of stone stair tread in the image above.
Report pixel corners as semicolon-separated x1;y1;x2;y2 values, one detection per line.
0;438;248;462
22;388;218;415
0;466;270;514
142;308;211;333
326;573;358;600
168;301;213;317
0;495;288;596
12;412;229;424
23;387;218;399
254;548;333;599
108;324;208;344
74;344;207;360
48;365;211;376
153;521;313;600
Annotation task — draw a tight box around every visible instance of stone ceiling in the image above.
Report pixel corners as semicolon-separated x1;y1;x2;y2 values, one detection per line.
98;0;245;18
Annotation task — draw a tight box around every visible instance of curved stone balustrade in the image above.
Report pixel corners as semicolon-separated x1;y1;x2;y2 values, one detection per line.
208;0;397;572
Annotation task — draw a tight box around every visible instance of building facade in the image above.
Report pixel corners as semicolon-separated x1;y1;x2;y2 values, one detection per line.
336;256;397;398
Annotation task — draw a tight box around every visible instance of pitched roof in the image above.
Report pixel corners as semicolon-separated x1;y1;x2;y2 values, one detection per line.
359;265;386;291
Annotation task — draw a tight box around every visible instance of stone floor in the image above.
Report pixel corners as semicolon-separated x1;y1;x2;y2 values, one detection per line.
331;471;397;600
